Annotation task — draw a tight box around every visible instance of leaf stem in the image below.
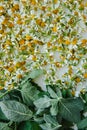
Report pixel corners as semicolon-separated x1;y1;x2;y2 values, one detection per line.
0;90;10;99
14;88;21;92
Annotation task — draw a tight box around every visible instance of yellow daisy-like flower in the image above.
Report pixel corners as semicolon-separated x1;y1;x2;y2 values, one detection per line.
65;40;70;45
19;39;25;45
0;86;4;90
83;73;87;78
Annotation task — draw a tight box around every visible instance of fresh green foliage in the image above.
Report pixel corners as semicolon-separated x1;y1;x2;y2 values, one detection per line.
47;87;58;98
59;98;84;123
18;121;41;130
28;69;43;79
0;108;8;121
50;100;58;116
0;101;33;122
40;114;61;130
0;69;86;130
77;117;87;129
0;122;12;130
21;81;40;106
34;95;51;109
20;69;43;85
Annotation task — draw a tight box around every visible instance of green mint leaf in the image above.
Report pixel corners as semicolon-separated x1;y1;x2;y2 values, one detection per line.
18;121;41;130
21;81;40;106
50;101;58;116
0;122;12;130
29;69;43;79
47;87;58;99
59;98;84;123
34;95;51;109
0;101;33;122
77;117;87;129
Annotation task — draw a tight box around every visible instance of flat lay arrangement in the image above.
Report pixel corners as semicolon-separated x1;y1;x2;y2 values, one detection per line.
0;0;87;129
